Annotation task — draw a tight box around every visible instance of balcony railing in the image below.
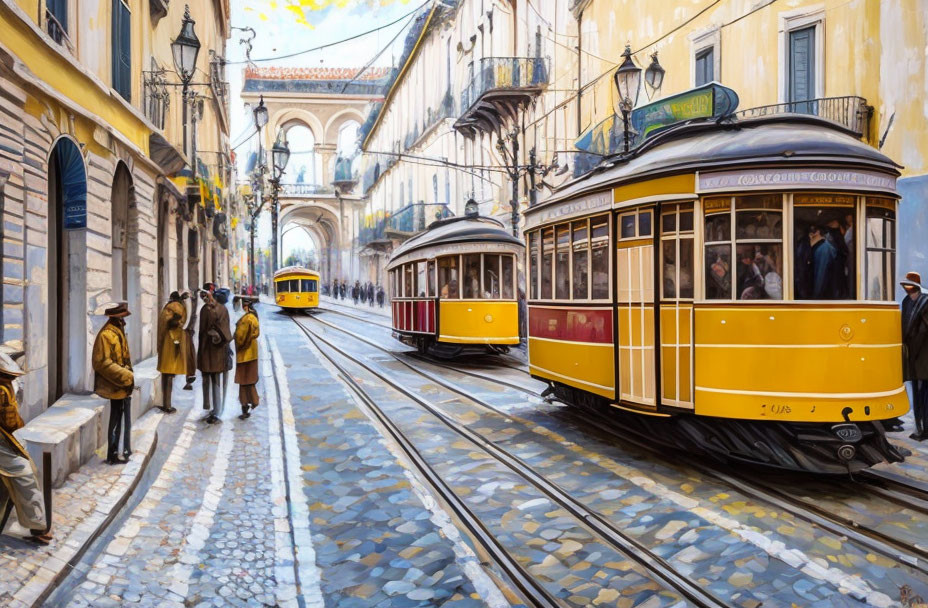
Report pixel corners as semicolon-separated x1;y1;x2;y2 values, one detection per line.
209;56;231;122
455;57;548;135
385;203;453;237
736;96;872;139
143;67;170;130
45;8;73;51
279;183;334;196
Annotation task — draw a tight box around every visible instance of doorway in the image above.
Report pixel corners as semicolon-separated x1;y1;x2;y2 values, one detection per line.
111;162;141;360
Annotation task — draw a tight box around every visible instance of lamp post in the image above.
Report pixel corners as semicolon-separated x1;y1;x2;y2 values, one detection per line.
269;131;290;271
496;126;521;237
613;44;642;153
171;5;200;158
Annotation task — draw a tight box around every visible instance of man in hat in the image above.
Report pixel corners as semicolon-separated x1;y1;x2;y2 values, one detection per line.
0;363;51;544
198;287;232;423
92;302;134;464
233;296;261;420
901;271;928;440
156;291;189;414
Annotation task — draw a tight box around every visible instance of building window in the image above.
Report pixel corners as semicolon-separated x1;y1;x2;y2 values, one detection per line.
780;10;824;105
112;0;132;102
865;199;896;301
788;26;815;110
46;0;68;44
695;47;713;86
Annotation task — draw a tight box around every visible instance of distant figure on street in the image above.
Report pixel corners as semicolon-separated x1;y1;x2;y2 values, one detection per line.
339;281;346;300
234;296;261;420
0;363;52;545
376;285;385;308
156;291;189;414
902;271;928;440
198;288;232;424
367;282;375;307
92;302;134;464
352;281;361;304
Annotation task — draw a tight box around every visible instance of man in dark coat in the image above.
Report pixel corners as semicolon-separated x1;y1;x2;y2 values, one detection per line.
198;288;233;424
901;271;928;440
809;225;841;300
376;285;385;308
339;282;346;300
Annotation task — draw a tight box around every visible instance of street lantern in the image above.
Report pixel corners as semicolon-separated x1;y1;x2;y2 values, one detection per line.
253;95;269;130
644;52;665;95
171;5;200;85
272;134;290;180
613;44;642;153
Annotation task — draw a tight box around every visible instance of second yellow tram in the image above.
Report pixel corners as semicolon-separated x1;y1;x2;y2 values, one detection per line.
525;114;907;473
274;266;320;311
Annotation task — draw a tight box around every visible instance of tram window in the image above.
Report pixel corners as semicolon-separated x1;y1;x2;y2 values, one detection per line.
289;280;299;292
541;227;554;299
484;254;501;299
591;217;609;299
679;210;694;232
463;254;481;299
556;225;570;299
705;244;732;299
704;213;731;243
572;220;589;300
417;262;427;297
639;211;652;237
661;204;695;300
865;200;896;300
794;196;856;300
680;238;694;299
276;281;288;293
663;240;677;298
404;264;414;298
662;213;676;234
438;256;459;298
620;214;636;239
502;255;514;300
301;279;315;293
427;260;436;297
528;231;539;300
735;195;783;300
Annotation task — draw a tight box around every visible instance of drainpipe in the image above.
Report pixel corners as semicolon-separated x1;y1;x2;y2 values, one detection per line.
577;8;583;136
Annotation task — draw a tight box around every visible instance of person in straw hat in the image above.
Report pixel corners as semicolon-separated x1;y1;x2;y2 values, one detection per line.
91;302;135;464
156;291;189;414
233;296;261;420
901;271;928;441
0;363;52;544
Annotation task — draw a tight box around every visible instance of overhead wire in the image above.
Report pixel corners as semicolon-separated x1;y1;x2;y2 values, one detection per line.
339;5;423;93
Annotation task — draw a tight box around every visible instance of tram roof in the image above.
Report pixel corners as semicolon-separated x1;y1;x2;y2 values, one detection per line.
273;266;320;279
387;215;523;269
534;116;901;213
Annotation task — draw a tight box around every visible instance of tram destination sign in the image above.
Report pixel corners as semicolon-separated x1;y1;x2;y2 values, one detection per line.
524;190;612;230
698;168;897;193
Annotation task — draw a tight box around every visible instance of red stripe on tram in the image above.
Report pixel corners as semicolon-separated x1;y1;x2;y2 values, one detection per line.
528;307;613;344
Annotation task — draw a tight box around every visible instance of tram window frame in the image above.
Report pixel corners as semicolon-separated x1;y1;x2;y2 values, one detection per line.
734;195;784;301
276;280;289;294
438;255;460;299
703;196;734;300
555;224;570;299
483;253;501;299
864;198;897;301
540;227;554;300
618;208;654;241
572;219;590;300
590;216;611;300
528;231;539;300
793;193;857;301
404;264;414;298
417;261;427;297
660;203;695;301
462;254;482;299
301;279;316;293
427;260;436;298
502;254;515;300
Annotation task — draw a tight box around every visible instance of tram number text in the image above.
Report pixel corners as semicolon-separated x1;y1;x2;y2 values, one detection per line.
760;403;792;416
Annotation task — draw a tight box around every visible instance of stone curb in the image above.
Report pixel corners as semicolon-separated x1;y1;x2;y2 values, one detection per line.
7;411;163;608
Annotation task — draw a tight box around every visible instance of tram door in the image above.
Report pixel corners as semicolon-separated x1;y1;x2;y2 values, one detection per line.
616;207;656;407
658;203;695;409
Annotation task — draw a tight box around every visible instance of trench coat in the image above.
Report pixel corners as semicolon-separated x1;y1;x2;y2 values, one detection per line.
0;382;46;530
903;292;928;381
197;301;232;373
92;320;134;400
234;311;259;364
157;301;188;376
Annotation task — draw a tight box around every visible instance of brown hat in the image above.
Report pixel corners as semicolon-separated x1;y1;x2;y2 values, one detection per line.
103;301;131;318
235;295;259;306
0;363;24;378
900;271;922;289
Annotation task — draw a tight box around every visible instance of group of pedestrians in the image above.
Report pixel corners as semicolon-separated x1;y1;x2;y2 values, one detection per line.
328;278;385;308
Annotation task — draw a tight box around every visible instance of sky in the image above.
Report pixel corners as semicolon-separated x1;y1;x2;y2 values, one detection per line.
227;0;421;261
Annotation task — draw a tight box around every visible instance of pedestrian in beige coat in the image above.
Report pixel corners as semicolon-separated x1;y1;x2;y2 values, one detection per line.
91;302;134;464
157;291;188;414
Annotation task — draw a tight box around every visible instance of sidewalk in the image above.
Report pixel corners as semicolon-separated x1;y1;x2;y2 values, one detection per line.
0;406;164;608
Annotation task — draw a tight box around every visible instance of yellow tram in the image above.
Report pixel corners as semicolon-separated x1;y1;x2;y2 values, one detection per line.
274;266;320;311
525;111;907;473
386;203;524;357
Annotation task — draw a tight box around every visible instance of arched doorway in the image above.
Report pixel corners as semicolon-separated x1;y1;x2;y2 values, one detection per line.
285;124;319;187
46;137;87;403
111;162;141;360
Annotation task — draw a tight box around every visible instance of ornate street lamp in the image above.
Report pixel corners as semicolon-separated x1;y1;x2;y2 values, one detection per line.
171;5;200;157
253;95;268;130
613;44;642;153
644;52;665;98
269;131;290;271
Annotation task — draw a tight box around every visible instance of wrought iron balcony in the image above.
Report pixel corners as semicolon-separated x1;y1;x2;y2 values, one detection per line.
45;8;73;51
143;67;170;130
332;156;359;192
454;57;549;137
279;183;334;196
384;203;453;240
736;96;872;139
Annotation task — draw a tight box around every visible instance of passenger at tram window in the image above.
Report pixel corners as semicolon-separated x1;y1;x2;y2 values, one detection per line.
679;239;695;299
737;246;765;299
483;254;500;299
438;257;459;298
705;246;731;299
463;254;481;298
501;256;515;300
794;207;855;299
663;240;677;299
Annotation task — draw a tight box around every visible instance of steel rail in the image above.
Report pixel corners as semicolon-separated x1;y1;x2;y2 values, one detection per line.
294;315;730;608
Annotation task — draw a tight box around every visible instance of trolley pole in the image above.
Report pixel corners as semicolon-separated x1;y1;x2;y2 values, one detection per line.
270;179;280;272
509;128;520;238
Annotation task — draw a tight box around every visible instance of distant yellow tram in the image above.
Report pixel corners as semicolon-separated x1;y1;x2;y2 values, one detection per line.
525;114;906;473
274;266;320;311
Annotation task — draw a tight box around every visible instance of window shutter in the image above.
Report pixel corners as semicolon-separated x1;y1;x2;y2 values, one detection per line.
695;48;713;87
789;26;815;104
48;0;68;30
112;0;132;101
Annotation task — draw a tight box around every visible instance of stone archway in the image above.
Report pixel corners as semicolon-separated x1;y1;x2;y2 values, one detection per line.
111;161;142;362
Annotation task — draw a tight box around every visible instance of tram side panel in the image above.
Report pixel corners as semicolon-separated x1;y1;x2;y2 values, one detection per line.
439;300;520;345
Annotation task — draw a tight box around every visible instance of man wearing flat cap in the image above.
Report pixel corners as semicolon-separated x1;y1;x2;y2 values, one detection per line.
157;291;189;414
233;296;261;420
0;363;52;544
198;287;232;423
901;271;928;440
92;302;135;464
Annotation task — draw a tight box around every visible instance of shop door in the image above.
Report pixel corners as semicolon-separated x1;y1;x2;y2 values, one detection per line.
658;204;695;409
616;208;656;407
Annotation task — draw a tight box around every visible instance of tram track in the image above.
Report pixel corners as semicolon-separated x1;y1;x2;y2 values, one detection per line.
293;314;730;608
303;310;928;579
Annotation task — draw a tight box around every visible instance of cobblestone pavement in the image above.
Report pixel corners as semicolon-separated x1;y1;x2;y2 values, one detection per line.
0;410;160;608
310;309;928;607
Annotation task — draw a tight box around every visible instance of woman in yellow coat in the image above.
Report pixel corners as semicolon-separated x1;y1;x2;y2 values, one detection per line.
233;296;260;420
156;291;189;414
